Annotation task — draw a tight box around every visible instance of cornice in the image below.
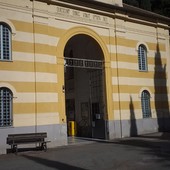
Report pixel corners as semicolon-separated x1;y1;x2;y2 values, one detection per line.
33;0;170;28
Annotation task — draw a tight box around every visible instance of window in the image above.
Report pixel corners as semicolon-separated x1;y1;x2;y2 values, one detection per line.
141;90;151;118
0;87;13;127
0;23;11;61
138;45;147;71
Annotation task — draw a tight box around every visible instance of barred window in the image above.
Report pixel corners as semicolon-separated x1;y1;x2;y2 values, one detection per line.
0;87;13;127
141;90;151;118
138;45;147;71
0;23;11;61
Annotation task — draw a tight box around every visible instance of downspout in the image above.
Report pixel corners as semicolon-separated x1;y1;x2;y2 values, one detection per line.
114;17;123;138
32;0;38;133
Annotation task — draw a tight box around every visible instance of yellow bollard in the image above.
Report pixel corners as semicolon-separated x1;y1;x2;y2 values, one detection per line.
68;121;77;136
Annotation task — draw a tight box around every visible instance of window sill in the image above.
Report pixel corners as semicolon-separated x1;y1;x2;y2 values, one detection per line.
143;116;152;119
0;126;14;129
139;70;148;72
0;59;13;62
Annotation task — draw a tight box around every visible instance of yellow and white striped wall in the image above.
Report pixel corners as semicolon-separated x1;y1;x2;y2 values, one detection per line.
0;0;169;154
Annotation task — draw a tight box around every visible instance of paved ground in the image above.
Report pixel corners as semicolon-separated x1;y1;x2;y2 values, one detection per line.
0;132;170;170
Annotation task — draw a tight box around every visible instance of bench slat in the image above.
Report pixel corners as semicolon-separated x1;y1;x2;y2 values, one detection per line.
7;132;47;144
7;138;44;144
8;133;47;138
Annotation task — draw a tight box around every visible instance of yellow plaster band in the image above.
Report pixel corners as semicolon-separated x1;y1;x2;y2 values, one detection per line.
13;41;57;56
112;85;152;94
2;82;57;93
14;102;59;114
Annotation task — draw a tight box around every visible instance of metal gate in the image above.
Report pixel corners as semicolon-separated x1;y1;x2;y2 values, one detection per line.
89;69;106;139
64;57;106;139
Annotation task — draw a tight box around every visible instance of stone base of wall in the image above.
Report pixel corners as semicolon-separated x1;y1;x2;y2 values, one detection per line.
107;118;170;140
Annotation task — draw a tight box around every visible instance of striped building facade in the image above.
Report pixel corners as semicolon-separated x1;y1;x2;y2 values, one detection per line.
0;0;170;154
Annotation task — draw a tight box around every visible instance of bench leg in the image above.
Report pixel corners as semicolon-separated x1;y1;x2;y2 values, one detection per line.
12;144;18;154
41;142;47;152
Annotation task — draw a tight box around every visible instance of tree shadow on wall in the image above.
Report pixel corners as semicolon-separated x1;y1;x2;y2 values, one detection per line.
129;96;138;137
154;43;170;132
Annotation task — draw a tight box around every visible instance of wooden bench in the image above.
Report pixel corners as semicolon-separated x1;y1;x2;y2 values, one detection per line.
7;132;50;154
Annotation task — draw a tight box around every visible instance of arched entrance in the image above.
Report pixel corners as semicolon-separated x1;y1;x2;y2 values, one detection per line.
64;34;106;139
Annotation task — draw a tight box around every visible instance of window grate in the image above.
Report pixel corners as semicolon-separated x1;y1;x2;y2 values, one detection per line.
0;24;11;61
0;88;13;127
141;90;151;118
138;45;147;71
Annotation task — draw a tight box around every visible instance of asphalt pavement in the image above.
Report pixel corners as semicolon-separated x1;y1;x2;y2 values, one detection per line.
0;132;170;170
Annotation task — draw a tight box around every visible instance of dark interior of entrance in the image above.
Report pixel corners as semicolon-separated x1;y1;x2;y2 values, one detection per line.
64;34;106;139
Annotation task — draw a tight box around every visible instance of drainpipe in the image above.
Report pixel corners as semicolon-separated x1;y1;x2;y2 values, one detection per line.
114;17;123;138
32;0;38;133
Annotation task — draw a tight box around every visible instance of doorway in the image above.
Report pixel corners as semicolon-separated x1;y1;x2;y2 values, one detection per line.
64;34;106;139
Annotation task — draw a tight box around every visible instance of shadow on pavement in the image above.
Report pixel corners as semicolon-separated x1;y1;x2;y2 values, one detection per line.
23;155;88;170
137;133;170;140
74;132;170;166
103;132;170;167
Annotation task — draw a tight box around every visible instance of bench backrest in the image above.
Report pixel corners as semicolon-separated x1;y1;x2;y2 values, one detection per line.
7;132;47;144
